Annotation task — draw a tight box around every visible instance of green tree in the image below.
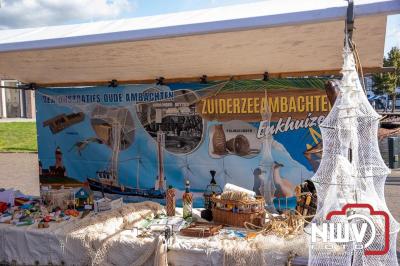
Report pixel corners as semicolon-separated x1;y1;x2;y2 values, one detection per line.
372;47;400;112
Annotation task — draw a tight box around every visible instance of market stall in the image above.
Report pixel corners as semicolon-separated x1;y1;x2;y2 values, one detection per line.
1;0;399;265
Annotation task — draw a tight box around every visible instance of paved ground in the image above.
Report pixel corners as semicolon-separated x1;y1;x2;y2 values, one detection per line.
0;153;39;196
386;171;400;255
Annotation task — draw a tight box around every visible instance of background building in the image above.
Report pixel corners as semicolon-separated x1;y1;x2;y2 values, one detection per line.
0;80;35;119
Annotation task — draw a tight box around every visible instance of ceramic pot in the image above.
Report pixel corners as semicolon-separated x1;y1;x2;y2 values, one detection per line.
226;135;250;156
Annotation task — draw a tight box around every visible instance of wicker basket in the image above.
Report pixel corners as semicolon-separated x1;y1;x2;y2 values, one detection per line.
211;196;265;227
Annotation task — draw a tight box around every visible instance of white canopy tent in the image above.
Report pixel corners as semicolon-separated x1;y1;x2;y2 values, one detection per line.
0;0;399;85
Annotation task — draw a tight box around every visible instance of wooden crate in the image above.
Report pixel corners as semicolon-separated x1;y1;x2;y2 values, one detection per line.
180;222;223;237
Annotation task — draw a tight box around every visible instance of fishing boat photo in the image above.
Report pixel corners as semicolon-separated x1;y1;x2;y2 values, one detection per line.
87;105;166;199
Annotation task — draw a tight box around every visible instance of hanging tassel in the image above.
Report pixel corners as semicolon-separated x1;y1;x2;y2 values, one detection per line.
153;236;168;266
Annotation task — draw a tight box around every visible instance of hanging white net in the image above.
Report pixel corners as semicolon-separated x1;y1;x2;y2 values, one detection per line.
307;43;400;265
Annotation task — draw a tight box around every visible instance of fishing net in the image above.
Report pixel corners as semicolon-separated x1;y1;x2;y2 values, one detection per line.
259;92;276;209
307;42;400;265
72;201;165;266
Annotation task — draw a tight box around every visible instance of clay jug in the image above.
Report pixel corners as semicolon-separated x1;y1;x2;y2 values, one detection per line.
212;124;226;155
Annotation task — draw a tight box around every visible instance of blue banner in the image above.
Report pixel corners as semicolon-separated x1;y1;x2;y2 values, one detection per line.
36;80;329;208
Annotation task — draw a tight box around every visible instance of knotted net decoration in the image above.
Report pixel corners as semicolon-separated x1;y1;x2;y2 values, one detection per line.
307;43;400;265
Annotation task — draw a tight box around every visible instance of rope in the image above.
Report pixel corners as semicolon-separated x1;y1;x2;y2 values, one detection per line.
350;41;366;93
243;210;314;239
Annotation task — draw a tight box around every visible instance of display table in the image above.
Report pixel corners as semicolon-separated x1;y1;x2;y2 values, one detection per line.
0;202;164;266
0;203;308;266
168;234;308;266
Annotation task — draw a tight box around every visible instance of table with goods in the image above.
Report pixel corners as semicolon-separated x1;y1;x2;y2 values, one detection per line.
0;176;317;266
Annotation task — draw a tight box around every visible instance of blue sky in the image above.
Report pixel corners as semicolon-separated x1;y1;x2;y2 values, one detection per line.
124;0;262;16
385;14;400;54
0;0;399;55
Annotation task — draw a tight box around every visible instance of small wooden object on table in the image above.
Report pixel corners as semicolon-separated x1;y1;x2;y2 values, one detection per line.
180;222;223;237
211;196;265;227
295;183;317;221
